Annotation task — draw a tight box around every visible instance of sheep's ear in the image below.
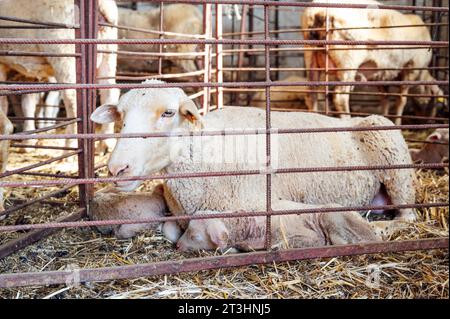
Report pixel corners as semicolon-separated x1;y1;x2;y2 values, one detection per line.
179;98;204;129
207;222;229;249
427;131;442;141
90;104;121;124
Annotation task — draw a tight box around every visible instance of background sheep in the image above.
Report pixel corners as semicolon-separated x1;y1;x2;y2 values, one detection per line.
301;0;446;124
250;75;310;110
0;0;120;151
117;4;203;74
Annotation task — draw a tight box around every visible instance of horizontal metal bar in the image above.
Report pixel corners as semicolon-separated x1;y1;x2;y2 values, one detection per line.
0;237;447;288
0;50;80;57
0;185;76;219
0;80;448;92
0;202;447;233
9;117;77;122
10;144;80;151
0;38;447;47
0;123;448;141
0;162;447;189
14;119;79;136
115;0;449;12
0;208;86;261
0;15;79;29
0;150;80;179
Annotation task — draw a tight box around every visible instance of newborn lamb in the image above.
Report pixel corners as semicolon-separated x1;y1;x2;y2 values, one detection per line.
176;201;381;252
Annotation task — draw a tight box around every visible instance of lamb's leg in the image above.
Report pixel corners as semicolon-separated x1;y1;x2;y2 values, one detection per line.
272;200;380;248
60;88;78;151
96;49;120;154
319;211;382;245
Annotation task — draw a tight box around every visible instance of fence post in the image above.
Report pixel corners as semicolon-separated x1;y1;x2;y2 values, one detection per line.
75;0;96;215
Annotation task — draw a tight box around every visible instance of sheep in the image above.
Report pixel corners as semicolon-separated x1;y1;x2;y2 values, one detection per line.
410;128;449;164
117;4;203;74
89;81;417;242
176;201;381;252
250;75;310;110
0;108;13;214
89;184;182;241
301;0;446;124
0;0;120;151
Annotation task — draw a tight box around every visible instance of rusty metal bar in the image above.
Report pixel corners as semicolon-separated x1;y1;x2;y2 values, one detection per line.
0;162;447;189
263;3;272;251
0;15;79;29
0;202;447;233
0;237;447;288
115;0;449;12
0;185;77;219
0;38;447;46
0;208;86;260
0;150;80;179
1;123;448;141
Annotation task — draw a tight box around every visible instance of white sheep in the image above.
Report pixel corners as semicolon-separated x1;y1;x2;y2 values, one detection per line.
0;108;13;214
0;0;120;151
250;75;310;110
117;4;203;74
301;0;446;124
90;81;417;242
176;201;381;252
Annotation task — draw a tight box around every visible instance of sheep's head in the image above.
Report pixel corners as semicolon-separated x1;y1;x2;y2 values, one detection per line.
176;218;229;252
90;80;203;192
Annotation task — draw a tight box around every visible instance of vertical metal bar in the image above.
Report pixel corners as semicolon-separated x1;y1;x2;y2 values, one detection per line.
158;2;164;76
75;0;89;211
215;3;224;109
202;3;212;113
76;0;96;212
263;3;272;251
274;0;280;81
235;4;248;105
325;1;330;115
247;5;256;107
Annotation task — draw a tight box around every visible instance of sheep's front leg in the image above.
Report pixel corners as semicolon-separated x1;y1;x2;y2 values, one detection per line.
378;86;390;116
393;85;409;125
333;70;357;118
20;93;41;152
37;77;61;129
0;108;13;214
96;50;121;154
0;64;8;116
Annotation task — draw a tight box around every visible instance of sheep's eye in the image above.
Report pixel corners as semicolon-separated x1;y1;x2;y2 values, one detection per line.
162;109;176;118
190;234;200;241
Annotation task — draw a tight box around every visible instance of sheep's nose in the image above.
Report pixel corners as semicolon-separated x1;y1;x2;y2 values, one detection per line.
109;164;129;177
